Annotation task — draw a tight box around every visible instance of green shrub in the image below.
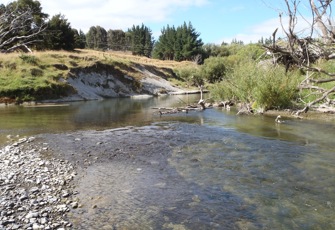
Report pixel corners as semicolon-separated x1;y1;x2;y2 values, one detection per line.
210;61;300;110
175;65;203;87
201;56;226;83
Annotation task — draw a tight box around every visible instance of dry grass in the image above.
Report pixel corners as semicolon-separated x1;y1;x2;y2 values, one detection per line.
0;49;193;101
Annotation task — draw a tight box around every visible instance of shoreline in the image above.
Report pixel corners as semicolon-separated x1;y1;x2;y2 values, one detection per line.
0;137;78;229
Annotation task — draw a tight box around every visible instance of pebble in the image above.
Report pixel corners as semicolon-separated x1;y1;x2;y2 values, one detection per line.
0;137;77;229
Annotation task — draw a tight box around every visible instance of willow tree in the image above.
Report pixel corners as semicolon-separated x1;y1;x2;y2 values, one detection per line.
264;0;335;114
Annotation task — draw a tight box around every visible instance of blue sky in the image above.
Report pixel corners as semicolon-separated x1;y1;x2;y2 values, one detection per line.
5;0;312;44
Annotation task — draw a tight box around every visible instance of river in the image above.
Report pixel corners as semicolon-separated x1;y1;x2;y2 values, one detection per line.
0;95;334;229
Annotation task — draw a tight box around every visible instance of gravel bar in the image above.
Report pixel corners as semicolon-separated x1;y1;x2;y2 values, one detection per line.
0;137;77;230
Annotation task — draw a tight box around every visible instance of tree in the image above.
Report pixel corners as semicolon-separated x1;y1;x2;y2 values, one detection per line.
44;14;75;50
153;21;203;61
263;0;335;114
128;24;154;57
86;26;107;50
153;25;177;60
73;29;86;49
107;29;127;51
0;0;48;52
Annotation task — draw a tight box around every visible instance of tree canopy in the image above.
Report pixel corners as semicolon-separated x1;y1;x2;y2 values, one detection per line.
153;22;203;61
86;26;108;50
0;0;48;52
107;29;129;51
127;24;154;57
44;14;75;50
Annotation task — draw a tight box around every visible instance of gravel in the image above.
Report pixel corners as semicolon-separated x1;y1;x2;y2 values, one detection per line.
0;137;77;230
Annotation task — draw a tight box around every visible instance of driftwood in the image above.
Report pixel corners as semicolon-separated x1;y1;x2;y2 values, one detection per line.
153;98;212;116
263;0;335;115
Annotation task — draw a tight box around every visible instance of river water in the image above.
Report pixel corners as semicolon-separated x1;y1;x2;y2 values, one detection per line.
0;95;334;229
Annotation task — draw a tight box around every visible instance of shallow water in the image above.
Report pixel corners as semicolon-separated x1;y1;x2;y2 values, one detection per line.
1;95;335;229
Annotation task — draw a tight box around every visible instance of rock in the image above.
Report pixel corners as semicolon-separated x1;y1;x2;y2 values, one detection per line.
26;212;39;219
0;137;76;229
71;202;79;209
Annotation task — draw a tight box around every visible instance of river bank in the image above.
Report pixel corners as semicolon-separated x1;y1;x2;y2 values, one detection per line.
0;137;77;229
1;105;335;229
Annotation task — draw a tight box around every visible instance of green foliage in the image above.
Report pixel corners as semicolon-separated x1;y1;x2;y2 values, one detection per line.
44;14;75;50
210;61;300;110
73;29;86;49
127;24;154;57
107;29;127;51
30;68;43;76
153;22;203;61
0;0;48;52
11;0;48;25
86;26;108;50
174;65;202;87
201;57;226;83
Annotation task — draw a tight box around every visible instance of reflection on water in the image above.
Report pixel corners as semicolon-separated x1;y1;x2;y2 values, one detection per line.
1;95;335;229
0;95;200;144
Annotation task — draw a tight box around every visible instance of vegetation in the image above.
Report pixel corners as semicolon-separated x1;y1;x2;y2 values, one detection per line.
1;0;335;114
86;26;108;50
0;0;48;52
153;22;203;62
210;61;300;111
0;50;193;102
107;30;129;51
127;24;154;57
262;0;335;115
44;14;75;50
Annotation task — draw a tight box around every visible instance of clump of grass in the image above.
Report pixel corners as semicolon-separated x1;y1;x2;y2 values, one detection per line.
30;68;44;77
19;54;39;65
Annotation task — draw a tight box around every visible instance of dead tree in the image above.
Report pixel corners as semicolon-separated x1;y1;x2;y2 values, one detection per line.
263;0;335;115
0;5;46;53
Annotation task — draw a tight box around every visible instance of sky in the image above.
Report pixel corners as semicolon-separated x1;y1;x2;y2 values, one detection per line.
3;0;314;44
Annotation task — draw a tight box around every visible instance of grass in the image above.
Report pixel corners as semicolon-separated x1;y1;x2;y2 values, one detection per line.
0;49;193;101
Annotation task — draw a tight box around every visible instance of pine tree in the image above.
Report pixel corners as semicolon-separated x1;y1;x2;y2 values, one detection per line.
128;24;154;57
44;14;75;50
153;21;203;61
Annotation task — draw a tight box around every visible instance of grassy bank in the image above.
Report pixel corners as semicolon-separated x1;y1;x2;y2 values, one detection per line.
0;49;193;102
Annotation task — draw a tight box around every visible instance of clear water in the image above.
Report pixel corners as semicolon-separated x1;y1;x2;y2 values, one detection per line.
1;95;334;229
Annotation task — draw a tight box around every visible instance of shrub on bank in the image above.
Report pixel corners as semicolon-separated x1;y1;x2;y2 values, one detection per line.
210;61;301;111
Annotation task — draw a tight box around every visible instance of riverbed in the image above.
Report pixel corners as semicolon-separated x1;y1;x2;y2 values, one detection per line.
1;95;335;229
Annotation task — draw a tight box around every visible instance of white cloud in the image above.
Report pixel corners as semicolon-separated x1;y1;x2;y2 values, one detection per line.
220;15;315;44
39;0;209;32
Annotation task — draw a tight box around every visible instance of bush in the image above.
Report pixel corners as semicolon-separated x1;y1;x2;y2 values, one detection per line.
201;56;226;83
175;65;203;87
210;61;300;110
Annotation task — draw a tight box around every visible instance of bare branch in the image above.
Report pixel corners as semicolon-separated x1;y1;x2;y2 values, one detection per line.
266;0;335;114
0;4;46;52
